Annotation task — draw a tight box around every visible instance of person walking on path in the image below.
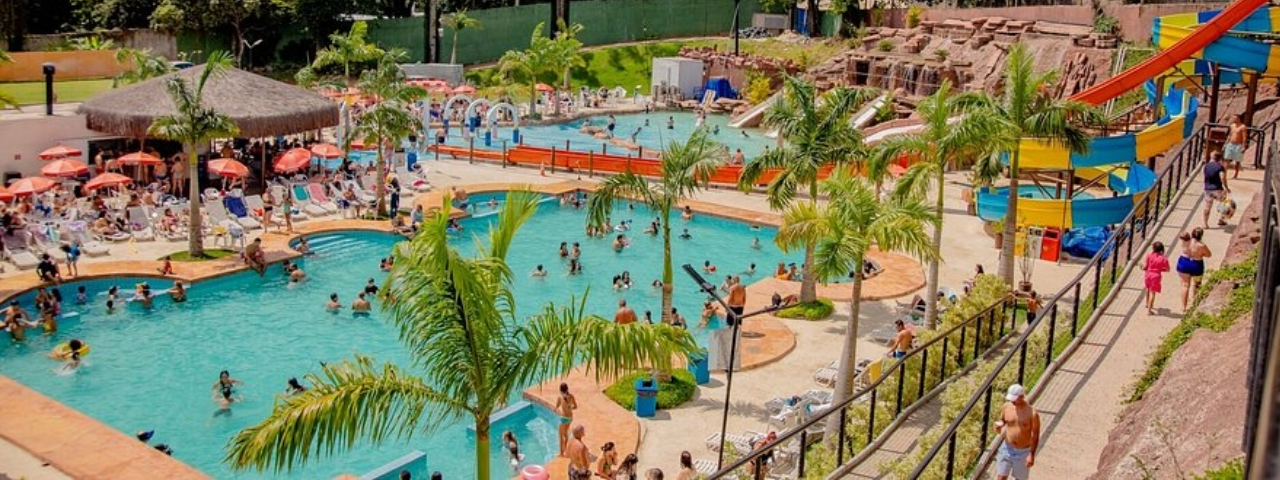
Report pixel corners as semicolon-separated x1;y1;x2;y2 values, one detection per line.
1225;114;1248;178
995;384;1040;480
555;382;578;456
1176;228;1213;312
1203;151;1231;228
1144;241;1171;314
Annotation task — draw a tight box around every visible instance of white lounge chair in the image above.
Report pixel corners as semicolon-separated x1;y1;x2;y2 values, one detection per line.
693;459;718;475
222;196;263;230
290;184;329;217
305;183;340;213
125;207;156;242
6;247;39;270
705;431;761;454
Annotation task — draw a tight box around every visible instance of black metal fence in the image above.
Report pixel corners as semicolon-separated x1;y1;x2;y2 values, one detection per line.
1245;133;1280;478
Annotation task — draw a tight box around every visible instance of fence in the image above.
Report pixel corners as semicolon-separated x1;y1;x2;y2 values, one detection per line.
1244;130;1280;478
366;0;761;66
902;119;1278;479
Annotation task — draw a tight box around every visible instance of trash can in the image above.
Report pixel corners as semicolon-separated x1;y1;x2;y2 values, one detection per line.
512;129;521;144
688;352;710;385
1026;226;1044;260
1040;227;1062;262
634;378;658;418
406;152;418;171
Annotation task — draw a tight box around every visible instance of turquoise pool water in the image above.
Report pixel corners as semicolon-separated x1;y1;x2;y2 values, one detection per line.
442;111;778;160
0;193;795;479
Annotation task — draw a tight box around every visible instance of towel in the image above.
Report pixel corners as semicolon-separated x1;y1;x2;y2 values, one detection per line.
224;197;250;218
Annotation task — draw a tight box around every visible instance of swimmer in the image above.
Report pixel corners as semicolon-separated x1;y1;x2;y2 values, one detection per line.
613;234;628;252
621;271;633;288
364;278;379;296
107;285;119;302
212;370;243;410
569;258;583;275
613;275;626;291
75;285;88;305
751;237;762;249
352;292;371;313
105;299;116;314
679;229;692;240
644;218;659;235
746;263;757;275
703;260;717;274
559;242;569;258
296;237;314;255
326;293;343;311
134;283;154;309
532;264;548;277
50;338;87;362
379;257;393;271
700;301;719;328
285;378;306;397
713;125;720;135
643;310;653;324
681;205;694;220
670;308;686;328
289;265;307;283
571;243;581;259
741;130;750;139
666;116;675;129
169;282;187;302
652;279;664;289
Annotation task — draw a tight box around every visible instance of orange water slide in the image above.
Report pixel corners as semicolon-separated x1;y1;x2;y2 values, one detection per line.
1069;0;1268;105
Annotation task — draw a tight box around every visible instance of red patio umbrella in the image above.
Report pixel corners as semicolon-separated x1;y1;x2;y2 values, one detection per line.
39;145;83;160
40;159;90;178
452;85;476;94
274;148;313;173
207;158;250;178
349;138;372;150
84;172;133;191
117;151;162;166
535;83;554;93
310;143;344;159
0;187;13;202
9;177;56;197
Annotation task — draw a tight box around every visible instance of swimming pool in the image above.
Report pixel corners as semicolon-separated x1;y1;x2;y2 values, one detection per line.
0;192;795;479
443;111;778;161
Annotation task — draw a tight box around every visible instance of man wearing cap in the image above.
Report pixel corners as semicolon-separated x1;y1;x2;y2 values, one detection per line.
995;384;1040;480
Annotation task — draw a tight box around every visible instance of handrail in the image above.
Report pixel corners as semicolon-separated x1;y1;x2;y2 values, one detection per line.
909;117;1280;478
708;293;1019;478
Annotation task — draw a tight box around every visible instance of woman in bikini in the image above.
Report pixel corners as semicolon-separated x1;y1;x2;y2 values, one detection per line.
1175;227;1212;311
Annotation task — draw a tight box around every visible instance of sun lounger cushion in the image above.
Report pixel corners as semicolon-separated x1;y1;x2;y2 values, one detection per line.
9;250;39;270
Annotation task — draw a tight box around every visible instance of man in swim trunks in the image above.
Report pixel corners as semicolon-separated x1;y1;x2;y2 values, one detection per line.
887;319;914;358
555;382;578;456
614;299;637;325
244;238;266;276
566;425;591;480
995;384;1040;480
607;114;617;138
1224;114;1247;178
1202;151;1231;228
352;293;371;313
727;276;746;327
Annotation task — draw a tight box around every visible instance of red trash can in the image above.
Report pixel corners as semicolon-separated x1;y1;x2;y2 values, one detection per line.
1040;227;1061;262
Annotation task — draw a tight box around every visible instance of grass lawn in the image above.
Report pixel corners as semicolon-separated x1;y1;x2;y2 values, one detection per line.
466;37;846;100
0;79;114;106
603;370;697;411
776;298;835;320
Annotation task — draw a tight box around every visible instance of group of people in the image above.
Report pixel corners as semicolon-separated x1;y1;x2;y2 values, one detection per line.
560;382;699;480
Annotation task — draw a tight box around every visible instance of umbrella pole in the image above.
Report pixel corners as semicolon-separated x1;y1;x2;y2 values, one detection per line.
261;138;267;193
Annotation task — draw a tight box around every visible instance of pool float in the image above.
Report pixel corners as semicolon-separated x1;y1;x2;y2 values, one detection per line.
51;342;90;360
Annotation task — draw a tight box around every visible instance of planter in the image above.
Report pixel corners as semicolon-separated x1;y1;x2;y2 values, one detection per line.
1018;280;1033;293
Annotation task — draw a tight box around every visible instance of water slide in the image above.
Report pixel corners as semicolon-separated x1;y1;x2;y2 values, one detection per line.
727;91;779;129
850;93;890;130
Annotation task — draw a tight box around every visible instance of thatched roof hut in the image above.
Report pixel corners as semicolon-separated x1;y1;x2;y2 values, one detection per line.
78;65;339;138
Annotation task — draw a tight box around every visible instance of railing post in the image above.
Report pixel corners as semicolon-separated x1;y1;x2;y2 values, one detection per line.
867;389;877;445
1110;236;1120;286
974;315;982;359
1093;257;1103;311
468;136;475;163
837;406;848;465
588;151;595;178
1046;305;1058;369
945;433;958;478
550;147;557;175
896;362;907;415
1126;218;1136;263
918;348;929;399
502;140;508;168
940;337;949;379
1017;339;1029;385
798;431;807;477
1071;282;1082;337
980;385;993;450
958;323;967;367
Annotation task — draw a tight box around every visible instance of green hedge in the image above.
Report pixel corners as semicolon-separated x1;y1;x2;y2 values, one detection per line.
603;370;697;411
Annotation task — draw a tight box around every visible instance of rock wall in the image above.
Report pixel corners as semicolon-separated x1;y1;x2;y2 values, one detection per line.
678;46;802;92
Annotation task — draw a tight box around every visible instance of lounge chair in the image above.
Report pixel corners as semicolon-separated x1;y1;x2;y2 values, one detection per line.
291;184;330;217
693;459;718;475
64;221;109;257
125;207;156;242
4;236;38;270
704;430;761;453
222;196;263;230
305;183;340;213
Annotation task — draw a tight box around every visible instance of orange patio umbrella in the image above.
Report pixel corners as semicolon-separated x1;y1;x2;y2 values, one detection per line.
0;187;13;202
274;148;313;173
207;158;250;178
84;172;133;191
349;138;372;150
39;145;83;160
535;83;554;93
40;159;90;178
9;177;56;197
117;151;162;166
310;143;345;159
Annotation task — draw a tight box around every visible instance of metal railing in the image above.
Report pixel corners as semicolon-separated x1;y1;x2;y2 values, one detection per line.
1245;134;1280;479
908;118;1279;478
707;294;1021;478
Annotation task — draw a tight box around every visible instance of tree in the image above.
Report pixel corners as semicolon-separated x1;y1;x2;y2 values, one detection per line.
497;23;554;118
990;43;1100;284
872;81;1013;329
775;169;936;445
150;0;277;63
225;191;699;479
0;50;17;110
738;76;879;305
442;9;480;65
587;129;724;322
295;20;384;88
71;0;160;30
545;20;584;117
113;48;176;87
352;52;425;218
147;51;240;258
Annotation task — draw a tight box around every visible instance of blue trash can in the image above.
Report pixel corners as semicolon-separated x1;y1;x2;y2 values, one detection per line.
512;129;521;144
406;152;418;170
688;353;710;385
484;131;492;147
634;378;659;418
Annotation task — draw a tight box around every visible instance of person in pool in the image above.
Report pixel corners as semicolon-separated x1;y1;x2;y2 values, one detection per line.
554;382;578;455
679;229;692;240
503;430;524;470
703;260;717;274
289;264;307;283
134;283;154;309
568;258;583;275
613;234;628;252
352;293;371;314
746;263;757;275
652;279;664;289
212;370;243;409
168;282;187;302
666;116;675;129
364;278;379;296
285;378;306;397
681;205;694;220
558;242;569;258
644;218;659;235
75;285;88;305
621;271;633;288
379;257;393;271
532;264;547;277
295;237;314;256
571;243;581;259
326;293;343;311
670;307;686;328
751;237;762;250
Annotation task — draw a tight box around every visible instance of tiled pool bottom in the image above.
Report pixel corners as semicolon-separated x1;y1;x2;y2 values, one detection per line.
0;195;797;478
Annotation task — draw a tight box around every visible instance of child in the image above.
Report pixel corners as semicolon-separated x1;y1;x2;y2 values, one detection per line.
1143;241;1170;314
1026;290;1041;319
75;285;88;305
158;256;174;276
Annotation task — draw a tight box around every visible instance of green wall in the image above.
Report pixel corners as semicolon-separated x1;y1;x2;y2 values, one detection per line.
366;0;760;65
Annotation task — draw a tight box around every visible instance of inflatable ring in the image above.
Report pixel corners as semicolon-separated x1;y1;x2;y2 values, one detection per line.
52;343;90;360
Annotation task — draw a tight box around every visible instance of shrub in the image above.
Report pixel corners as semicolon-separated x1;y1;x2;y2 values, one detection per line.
743;71;775;105
776;299;835;320
1093;12;1120;35
907;5;925;28
1193;457;1245;480
604;370;697;411
876;39;895;53
934;48;949;62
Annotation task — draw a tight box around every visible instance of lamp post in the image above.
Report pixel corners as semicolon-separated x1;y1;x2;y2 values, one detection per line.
732;0;742;56
241;38;262;68
42;63;55;116
682;264;781;470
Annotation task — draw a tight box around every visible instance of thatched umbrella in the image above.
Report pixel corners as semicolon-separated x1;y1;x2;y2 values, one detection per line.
78;66;339;138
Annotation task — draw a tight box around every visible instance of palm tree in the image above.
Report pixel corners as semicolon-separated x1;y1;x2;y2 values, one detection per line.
738;76;879;304
775;169;937;445
113;48;176;87
443;10;481;65
873;81;1013;328
990;43;1100;284
587;129;724;322
352;52;425;218
225;191;699;479
0;50;18;110
147;51;240;258
295;21;384;88
545;21;584;117
498;23;554;118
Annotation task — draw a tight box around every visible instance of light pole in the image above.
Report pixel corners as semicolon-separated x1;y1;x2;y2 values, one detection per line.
682;264;780;470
